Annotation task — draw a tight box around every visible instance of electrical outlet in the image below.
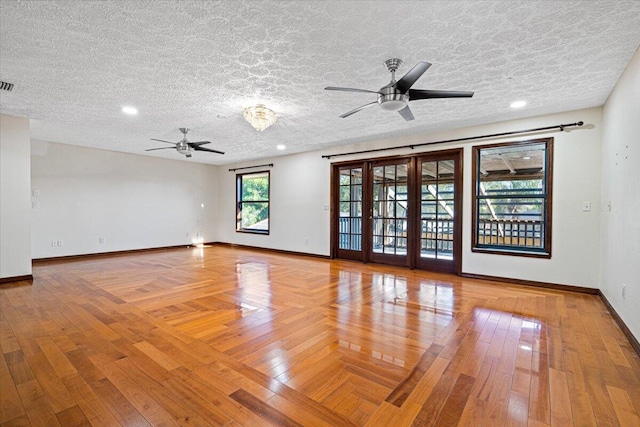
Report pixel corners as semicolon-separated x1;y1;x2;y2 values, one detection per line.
622;284;627;300
51;240;57;247
305;238;309;245
99;237;105;244
57;240;64;246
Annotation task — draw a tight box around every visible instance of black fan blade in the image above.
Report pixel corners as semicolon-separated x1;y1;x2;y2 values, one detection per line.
189;140;212;146
146;147;176;152
325;86;381;94
398;105;415;121
339;101;378;118
150;138;179;144
395;61;431;93
191;145;225;155
408;89;474;100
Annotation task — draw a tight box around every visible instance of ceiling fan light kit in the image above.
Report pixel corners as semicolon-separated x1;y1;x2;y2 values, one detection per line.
243;104;277;131
325;58;474;121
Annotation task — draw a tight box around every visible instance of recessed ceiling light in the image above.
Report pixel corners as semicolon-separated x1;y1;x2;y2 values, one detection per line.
510;100;526;109
121;106;138;115
523;156;531;160
277;144;286;150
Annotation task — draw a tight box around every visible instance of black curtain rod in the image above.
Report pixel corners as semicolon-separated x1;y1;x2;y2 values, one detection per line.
228;163;274;172
322;121;584;159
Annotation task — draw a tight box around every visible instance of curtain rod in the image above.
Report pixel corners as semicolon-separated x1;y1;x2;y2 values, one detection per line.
321;121;584;159
228;163;274;172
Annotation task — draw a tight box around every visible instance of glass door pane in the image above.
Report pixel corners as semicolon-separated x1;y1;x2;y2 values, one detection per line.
371;162;408;259
338;167;363;251
420;160;455;260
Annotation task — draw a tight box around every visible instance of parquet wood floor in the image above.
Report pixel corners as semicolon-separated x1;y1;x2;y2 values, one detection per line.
1;245;639;426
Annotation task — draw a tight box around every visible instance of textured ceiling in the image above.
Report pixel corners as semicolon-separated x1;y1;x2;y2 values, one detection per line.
1;1;639;165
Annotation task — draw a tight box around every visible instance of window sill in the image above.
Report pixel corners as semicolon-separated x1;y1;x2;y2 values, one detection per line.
472;246;551;259
236;229;270;236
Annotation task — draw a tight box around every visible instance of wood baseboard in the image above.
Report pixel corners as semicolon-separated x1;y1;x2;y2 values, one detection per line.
598;291;640;358
0;274;33;285
210;242;331;259
460;272;599;295
32;244;196;264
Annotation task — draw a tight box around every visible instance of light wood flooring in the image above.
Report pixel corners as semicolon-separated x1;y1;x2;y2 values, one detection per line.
1;245;639;426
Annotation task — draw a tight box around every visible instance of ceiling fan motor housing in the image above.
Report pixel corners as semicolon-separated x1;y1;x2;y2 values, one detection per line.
176;142;192;156
378;86;409;111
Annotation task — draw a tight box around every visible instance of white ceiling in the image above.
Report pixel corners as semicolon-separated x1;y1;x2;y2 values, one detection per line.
1;1;639;165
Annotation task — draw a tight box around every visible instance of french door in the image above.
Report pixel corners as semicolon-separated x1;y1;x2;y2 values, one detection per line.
332;149;462;274
369;158;411;266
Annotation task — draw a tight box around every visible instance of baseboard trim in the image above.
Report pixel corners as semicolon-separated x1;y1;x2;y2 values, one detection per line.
598;291;640;358
32;244;196;264
210;242;331;259
0;274;33;285
460;272;599;295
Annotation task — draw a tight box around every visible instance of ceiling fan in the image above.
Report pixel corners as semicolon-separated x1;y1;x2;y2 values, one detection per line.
146;128;224;158
325;58;474;121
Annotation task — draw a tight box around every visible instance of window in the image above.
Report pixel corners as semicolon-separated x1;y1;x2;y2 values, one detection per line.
472;138;553;257
236;171;270;234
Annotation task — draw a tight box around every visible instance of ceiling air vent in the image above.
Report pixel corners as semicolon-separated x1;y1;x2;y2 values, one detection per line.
0;81;15;92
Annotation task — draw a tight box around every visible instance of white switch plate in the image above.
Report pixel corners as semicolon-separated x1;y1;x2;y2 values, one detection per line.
582;201;591;212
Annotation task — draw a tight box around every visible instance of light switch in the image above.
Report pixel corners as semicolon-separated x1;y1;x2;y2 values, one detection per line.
582;201;591;212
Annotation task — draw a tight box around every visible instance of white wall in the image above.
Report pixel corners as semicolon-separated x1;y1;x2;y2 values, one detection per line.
601;47;640;340
0;114;32;278
218;107;603;288
31;141;219;258
216;152;330;255
463;108;602;287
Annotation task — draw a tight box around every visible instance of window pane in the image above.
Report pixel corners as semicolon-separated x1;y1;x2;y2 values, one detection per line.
385;165;396;181
340;185;351;202
473;140;551;255
241;173;269;201
351;168;362;184
340;172;351;186
237;171;269;234
351;184;362;201
477;197;544;221
240;202;269;230
350;202;362;217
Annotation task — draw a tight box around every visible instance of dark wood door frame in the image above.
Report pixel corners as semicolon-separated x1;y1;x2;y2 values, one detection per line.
330;148;463;276
413;149;463;275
